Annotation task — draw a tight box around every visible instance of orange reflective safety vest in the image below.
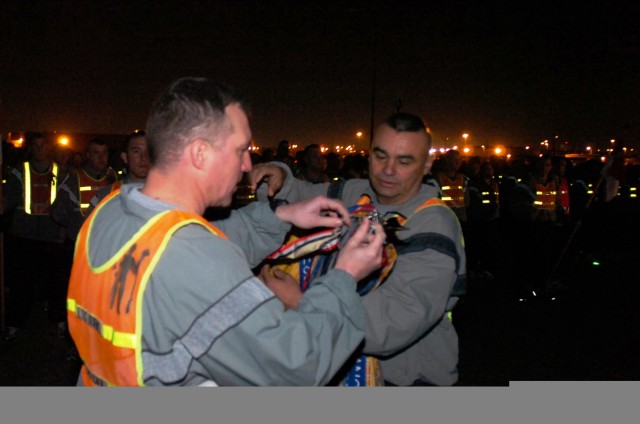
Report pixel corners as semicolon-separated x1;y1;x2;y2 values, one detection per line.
533;181;558;211
77;168;118;216
67;191;227;386
438;173;466;209
21;161;58;215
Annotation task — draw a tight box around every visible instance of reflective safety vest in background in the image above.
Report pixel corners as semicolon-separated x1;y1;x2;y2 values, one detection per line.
469;182;499;207
77;168;117;216
67;191;227;386
267;194;460;387
533;181;558;211
558;177;570;215
20;161;58;215
467;180;499;222
438;173;466;209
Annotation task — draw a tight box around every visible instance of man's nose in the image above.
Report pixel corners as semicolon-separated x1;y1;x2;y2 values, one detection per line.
241;150;252;172
383;161;396;175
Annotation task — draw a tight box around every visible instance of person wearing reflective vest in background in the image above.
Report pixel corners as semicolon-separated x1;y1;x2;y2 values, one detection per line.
466;160;501;282
86;130;149;217
530;155;560;223
435;149;470;224
511;154;564;299
552;156;572;225
51;137;118;244
251;112;467;386
1;132;68;340
67;77;385;386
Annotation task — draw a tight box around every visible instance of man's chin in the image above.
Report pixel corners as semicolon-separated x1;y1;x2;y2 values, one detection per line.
205;190;232;208
372;181;394;195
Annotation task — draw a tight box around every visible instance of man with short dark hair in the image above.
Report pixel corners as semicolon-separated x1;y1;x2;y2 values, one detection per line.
66;77;385;386
251;112;467;386
274;139;294;169
296;144;329;183
436;149;469;224
51;138;118;242
86;131;149;215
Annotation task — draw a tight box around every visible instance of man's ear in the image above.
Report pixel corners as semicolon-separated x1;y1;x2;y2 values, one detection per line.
120;151;129;166
423;154;435;176
189;139;209;170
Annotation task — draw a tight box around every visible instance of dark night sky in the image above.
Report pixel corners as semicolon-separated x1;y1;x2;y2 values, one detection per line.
1;1;639;150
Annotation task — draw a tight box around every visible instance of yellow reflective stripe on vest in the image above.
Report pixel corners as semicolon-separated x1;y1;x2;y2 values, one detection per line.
67;298;137;349
51;163;58;204
24;163;31;214
102;325;137;349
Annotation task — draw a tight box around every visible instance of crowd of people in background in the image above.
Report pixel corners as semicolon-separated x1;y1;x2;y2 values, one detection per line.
1;131;143;352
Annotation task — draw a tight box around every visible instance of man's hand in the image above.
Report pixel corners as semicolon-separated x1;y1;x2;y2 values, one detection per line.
275;195;351;229
335;218;386;282
259;264;303;310
249;163;286;197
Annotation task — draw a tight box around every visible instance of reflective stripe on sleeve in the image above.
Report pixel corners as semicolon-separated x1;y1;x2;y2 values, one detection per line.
141;276;275;384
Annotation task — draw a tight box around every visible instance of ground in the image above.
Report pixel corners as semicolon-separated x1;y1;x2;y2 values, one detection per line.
454;243;640;384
